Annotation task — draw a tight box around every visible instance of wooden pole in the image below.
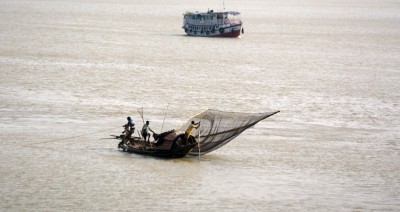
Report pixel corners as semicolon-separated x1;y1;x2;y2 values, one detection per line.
198;115;203;160
161;101;170;132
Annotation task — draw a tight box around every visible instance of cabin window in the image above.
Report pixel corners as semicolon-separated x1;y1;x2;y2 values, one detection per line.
228;14;237;20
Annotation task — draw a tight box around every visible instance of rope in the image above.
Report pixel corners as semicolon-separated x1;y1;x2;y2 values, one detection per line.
26;126;120;146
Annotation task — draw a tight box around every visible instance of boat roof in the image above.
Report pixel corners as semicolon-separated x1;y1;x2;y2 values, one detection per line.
186;11;240;15
226;11;240;15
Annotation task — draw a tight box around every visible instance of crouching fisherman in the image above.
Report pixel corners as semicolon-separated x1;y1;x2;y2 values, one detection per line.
185;120;200;140
119;116;135;148
177;120;200;145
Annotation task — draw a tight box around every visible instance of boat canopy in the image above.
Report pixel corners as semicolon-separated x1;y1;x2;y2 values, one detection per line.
176;109;279;156
184;10;240;17
226;11;240;15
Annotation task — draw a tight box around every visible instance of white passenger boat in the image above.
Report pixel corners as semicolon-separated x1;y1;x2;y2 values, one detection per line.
182;10;243;37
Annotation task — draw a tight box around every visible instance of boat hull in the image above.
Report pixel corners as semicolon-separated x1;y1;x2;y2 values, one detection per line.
117;131;197;158
183;24;242;38
122;142;196;158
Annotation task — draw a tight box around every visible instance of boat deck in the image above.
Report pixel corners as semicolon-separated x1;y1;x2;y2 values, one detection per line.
127;137;173;150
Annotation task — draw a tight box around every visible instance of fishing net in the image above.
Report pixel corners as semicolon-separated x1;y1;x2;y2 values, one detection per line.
176;109;280;156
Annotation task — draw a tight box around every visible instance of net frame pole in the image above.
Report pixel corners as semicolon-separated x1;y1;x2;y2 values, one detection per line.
198;115;203;160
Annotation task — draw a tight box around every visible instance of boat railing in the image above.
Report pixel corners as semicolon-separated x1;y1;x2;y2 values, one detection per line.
184;19;223;25
184;19;241;26
228;19;242;25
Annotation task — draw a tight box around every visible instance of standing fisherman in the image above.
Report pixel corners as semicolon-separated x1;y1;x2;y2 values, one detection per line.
141;121;155;143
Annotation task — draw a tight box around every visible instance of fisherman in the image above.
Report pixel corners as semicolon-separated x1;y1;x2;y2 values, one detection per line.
141;121;154;143
184;120;200;140
120;117;135;147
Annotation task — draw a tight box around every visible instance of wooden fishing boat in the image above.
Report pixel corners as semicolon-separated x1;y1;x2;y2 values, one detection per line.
116;130;197;158
182;10;243;37
113;109;280;158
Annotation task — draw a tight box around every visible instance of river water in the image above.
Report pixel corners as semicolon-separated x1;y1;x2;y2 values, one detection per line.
1;0;399;211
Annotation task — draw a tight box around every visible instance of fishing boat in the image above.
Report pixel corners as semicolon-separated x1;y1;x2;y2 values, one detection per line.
116;130;198;158
114;109;279;158
182;10;243;37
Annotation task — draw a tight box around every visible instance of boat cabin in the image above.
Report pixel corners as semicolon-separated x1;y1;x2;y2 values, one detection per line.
183;10;241;27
